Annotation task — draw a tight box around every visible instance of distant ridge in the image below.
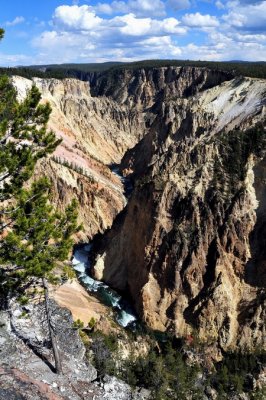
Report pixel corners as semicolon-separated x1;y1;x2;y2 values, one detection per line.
1;59;266;80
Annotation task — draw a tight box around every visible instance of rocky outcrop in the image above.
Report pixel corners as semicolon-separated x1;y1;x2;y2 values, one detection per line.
92;74;266;352
0;297;147;400
0;299;99;399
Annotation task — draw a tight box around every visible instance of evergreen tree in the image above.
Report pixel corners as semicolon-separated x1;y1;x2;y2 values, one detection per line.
0;30;80;374
0;179;80;289
0;78;61;204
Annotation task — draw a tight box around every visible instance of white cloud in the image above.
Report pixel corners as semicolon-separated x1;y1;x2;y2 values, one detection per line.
5;16;25;27
53;5;102;31
223;2;266;32
180;37;266;61
51;5;186;38
0;52;31;66
116;14;186;36
31;4;186;64
95;0;166;17
32;29;182;63
137;36;182;56
215;1;225;9
20;3;265;65
182;12;219;27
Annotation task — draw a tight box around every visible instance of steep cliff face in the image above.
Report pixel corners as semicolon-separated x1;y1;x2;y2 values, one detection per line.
11;69;266;352
89;66;233;108
92;74;266;352
11;67;232;240
12;76;147;240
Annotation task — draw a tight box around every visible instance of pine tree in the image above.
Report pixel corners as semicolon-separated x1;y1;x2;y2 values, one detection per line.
0;180;80;375
0;179;80;288
0;78;61;204
0;30;80;374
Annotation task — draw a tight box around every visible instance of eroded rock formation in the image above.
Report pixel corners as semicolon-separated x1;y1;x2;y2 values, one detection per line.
90;70;266;352
12;68;266;352
12;75;147;240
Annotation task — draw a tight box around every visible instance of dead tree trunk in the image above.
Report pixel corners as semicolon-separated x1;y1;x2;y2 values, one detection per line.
42;277;63;375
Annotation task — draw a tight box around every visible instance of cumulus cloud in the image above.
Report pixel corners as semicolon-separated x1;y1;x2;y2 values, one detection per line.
33;29;182;63
116;14;186;36
95;0;166;17
27;2;266;65
31;4;186;64
223;1;266;32
53;5;102;31
5;16;25;27
182;12;219;27
51;5;186;37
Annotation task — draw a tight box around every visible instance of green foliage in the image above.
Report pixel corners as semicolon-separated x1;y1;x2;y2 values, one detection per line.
87;331;204;398
220;124;265;181
73;319;85;329
0;74;80;296
87;329;265;399
119;344;204;400
51;156;96;183
1;60;266;80
17;295;29;305
0;75;17;132
0;179;79;289
62;264;76;280
90;332;118;378
0;29;4;41
211;124;266;197
18;310;29;319
88;317;96;329
0;77;61;202
251;386;266;400
46;273;61;285
213;351;266;396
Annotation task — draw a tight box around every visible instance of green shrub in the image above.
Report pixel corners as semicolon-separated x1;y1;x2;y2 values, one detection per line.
88;317;96;329
18;295;29;306
73;319;84;329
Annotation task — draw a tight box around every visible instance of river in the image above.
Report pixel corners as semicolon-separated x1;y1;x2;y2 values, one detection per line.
71;166;137;328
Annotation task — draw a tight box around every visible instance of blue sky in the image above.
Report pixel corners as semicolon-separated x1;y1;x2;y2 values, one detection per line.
0;0;266;66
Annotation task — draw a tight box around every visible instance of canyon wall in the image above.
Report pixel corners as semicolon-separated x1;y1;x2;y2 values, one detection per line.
12;68;266;352
91;71;266;352
12;75;148;240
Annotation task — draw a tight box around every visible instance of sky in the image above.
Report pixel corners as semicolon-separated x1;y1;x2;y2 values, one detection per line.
0;0;266;66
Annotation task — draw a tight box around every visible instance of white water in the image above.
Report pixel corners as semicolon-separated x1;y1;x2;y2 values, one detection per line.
72;245;137;328
72;166;136;328
111;166;133;197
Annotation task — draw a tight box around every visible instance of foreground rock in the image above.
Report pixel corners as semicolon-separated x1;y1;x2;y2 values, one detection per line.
0;298;98;399
0;297;146;400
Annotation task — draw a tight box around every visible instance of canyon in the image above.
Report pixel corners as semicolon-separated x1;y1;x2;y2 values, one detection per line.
12;66;266;356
